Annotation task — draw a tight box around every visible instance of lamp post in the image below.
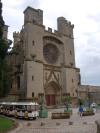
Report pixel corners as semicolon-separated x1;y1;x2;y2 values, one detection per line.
76;87;80;107
39;93;48;118
87;86;90;108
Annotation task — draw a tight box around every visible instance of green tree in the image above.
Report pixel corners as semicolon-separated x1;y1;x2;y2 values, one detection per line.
85;93;91;108
0;26;12;97
78;98;84;106
62;94;72;111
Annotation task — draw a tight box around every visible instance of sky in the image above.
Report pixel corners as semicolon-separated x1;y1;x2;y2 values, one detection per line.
2;0;100;86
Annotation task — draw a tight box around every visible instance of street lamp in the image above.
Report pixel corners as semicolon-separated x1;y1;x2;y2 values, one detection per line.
87;86;90;108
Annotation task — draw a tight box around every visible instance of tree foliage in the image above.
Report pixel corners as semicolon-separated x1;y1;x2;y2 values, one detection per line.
62;95;72;110
0;26;11;97
78;98;84;106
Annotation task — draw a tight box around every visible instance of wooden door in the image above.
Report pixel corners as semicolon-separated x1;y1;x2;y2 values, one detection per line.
50;95;55;105
45;95;50;106
46;95;55;106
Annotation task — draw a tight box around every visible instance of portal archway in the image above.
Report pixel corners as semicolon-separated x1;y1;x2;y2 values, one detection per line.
45;81;61;106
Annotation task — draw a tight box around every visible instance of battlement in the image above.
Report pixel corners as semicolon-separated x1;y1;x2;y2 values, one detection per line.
13;31;20;38
57;17;74;37
58;17;74;28
23;7;74;38
45;27;59;36
13;32;20;45
44;17;74;38
48;27;52;32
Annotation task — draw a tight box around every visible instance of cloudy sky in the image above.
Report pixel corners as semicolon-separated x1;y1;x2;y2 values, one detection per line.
2;0;100;86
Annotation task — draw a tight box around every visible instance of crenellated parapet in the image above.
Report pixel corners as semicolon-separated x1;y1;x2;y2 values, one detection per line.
13;31;20;38
13;31;20;46
44;17;74;38
57;17;74;38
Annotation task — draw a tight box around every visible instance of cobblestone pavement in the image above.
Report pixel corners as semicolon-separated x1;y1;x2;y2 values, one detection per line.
9;108;100;133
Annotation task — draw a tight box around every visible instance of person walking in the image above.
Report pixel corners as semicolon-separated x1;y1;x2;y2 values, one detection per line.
79;105;83;117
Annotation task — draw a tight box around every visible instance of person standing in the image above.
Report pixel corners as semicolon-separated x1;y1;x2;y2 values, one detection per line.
79;105;83;117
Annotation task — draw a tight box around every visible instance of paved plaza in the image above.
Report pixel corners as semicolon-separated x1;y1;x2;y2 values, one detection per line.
10;108;100;133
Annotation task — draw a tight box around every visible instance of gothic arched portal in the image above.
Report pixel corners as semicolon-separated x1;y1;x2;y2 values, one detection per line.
45;81;61;106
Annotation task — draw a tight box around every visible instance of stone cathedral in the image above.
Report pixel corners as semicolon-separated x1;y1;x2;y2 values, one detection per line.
5;7;100;106
7;7;80;106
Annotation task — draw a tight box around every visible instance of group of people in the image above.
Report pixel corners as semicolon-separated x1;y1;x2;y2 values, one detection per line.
78;104;97;117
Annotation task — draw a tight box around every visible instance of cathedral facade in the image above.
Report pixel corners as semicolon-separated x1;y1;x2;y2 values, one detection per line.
8;7;80;106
